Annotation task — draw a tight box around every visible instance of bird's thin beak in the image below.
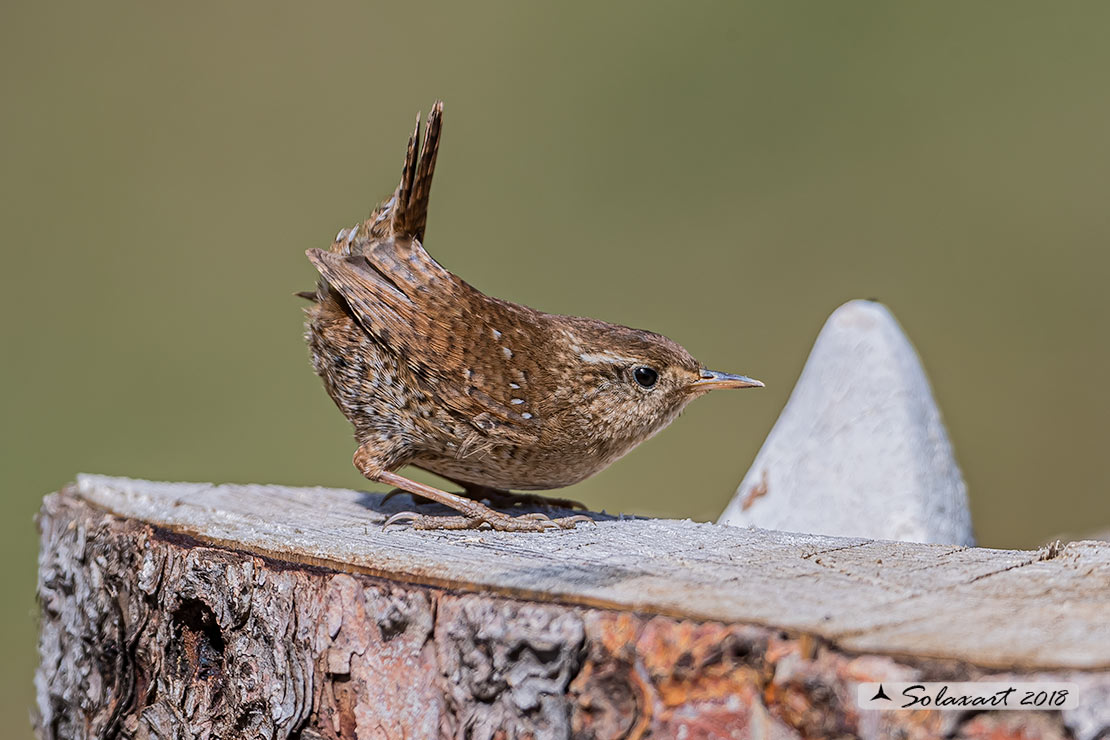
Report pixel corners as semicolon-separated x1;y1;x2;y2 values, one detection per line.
690;369;764;392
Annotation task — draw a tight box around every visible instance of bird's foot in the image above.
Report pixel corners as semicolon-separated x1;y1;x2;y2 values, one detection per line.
382;482;589;511
478;489;589;511
383;510;595;532
367;466;593;533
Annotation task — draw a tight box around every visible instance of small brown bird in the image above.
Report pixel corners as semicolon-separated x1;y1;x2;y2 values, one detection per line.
303;102;762;531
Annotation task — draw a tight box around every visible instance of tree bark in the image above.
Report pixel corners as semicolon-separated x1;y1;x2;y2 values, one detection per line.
35;476;1110;740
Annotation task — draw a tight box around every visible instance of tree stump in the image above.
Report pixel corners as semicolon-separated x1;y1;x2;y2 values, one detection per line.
35;476;1110;739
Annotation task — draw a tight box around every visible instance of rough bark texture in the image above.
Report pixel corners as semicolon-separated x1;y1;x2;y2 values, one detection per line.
35;477;1110;740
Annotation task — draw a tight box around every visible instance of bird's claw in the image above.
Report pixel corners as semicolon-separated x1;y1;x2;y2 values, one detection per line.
382;510;420;529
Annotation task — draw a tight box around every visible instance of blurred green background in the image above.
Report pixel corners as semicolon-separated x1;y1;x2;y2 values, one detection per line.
3;0;1109;730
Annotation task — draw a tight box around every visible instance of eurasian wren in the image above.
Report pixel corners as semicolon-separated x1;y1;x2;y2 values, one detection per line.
303;102;762;531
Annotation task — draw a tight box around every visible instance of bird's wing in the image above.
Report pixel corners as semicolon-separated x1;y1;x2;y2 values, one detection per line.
306;247;543;445
306;100;545;445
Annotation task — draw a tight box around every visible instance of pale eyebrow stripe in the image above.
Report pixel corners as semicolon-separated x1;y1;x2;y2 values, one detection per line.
578;351;641;365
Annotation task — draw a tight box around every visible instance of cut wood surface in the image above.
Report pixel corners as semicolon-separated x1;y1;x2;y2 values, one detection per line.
35;475;1110;740
69;475;1108;670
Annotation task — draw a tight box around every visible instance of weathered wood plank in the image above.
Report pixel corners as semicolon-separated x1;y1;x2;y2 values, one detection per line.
71;474;1109;671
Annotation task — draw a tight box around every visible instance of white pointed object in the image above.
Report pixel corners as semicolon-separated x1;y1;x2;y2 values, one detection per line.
719;300;974;546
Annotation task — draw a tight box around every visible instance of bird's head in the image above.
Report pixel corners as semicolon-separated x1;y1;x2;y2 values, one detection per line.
551;317;762;447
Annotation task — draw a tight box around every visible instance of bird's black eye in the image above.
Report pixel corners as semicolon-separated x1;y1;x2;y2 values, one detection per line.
633;366;659;388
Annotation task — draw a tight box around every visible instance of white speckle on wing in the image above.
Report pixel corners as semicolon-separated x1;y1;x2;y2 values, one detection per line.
521;412;533;419
491;329;502;339
502;347;513;360
347;226;358;245
374;196;395;222
509;383;520;389
510;398;524;405
336;229;348;243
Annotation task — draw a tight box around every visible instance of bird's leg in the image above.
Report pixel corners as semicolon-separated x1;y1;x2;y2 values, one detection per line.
354;445;591;532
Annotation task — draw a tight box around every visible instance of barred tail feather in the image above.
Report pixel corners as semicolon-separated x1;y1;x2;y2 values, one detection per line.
392;101;443;243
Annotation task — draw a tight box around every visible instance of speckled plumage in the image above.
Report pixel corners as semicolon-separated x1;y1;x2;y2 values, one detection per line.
303;102;761;530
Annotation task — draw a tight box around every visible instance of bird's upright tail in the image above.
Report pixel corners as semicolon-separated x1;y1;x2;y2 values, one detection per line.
338;101;443;255
392;100;442;244
301;102;446;303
